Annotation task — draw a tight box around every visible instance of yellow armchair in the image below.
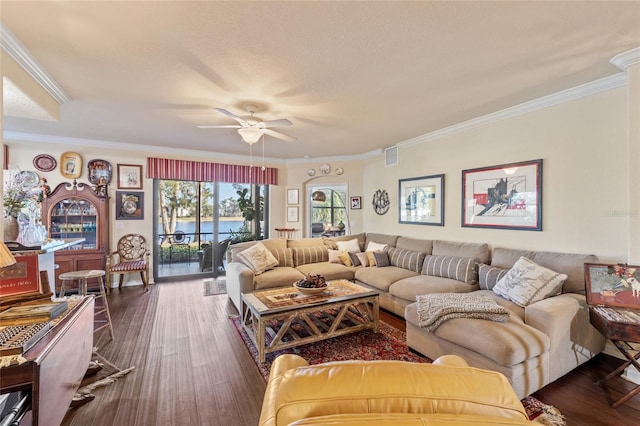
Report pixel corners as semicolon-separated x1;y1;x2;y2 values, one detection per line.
259;354;532;426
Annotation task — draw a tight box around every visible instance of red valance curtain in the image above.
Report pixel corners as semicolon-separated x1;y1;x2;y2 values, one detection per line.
146;157;278;185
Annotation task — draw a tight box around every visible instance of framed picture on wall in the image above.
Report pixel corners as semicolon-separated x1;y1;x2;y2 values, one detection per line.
461;159;542;231
116;191;144;220
117;164;143;189
287;206;299;222
398;174;444;226
350;196;361;210
287;189;299;205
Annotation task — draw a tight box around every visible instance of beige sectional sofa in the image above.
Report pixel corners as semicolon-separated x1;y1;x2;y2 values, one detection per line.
225;233;606;398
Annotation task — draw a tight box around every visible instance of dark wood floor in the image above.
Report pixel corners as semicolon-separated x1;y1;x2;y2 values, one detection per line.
63;280;640;426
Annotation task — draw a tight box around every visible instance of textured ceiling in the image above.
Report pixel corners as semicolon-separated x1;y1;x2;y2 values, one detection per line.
2;1;640;160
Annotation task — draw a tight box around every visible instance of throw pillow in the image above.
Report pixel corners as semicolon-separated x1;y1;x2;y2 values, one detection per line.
291;246;329;266
355;252;369;267
328;249;342;264
365;250;377;266
237;242;279;275
387;247;426;273
349;251;362;267
373;251;390;267
338;250;353;267
336;238;361;253
367;241;387;252
270;247;294;267
478;264;509;290
492;256;568;307
421;255;478;284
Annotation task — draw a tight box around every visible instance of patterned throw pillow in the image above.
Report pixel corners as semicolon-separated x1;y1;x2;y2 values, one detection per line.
237;242;279;275
292;246;329;266
478;264;509;290
338;251;353;267
270;248;294;267
373;251;390;267
387;247;426;273
492;256;568;307
421;255;478;284
365;251;377;266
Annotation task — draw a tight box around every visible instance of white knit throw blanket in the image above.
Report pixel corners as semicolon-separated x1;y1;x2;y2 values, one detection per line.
416;293;510;332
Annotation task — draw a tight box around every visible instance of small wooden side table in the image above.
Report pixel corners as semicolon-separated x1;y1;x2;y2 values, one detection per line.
590;307;640;408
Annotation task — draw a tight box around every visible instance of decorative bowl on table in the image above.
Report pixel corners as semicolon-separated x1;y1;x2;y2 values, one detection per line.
293;274;329;295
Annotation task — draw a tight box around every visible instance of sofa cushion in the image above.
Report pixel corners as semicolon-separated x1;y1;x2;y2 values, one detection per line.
229;238;287;262
355;266;418;292
396;237;433;254
295;262;356;281
405;300;548;366
292;246;329;266
254;267;305;290
433;240;490;264
349;252;361;267
492;257;567;307
355;252;369;267
490;248;597;294
329;232;367;251
336;238;361;253
237;242;279;275
422;255;478;284
365;233;399;249
288;238;326;248
366;241;388;252
389;275;477;303
387;247;426;273
478;264;509;290
328;249;342;264
338;250;353;266
271;247;294;267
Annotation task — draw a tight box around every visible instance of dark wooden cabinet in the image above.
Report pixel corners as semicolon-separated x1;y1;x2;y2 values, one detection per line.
41;182;109;292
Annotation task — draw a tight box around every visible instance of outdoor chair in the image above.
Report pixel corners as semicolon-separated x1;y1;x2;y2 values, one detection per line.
169;230;191;263
199;238;231;273
311;222;326;238
106;233;150;292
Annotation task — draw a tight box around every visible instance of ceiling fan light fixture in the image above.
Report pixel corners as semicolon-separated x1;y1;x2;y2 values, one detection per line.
312;190;327;202
238;127;263;144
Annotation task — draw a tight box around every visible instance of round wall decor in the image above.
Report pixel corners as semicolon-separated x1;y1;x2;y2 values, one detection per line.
307;169;316;176
33;154;57;172
372;189;390;215
320;163;331;174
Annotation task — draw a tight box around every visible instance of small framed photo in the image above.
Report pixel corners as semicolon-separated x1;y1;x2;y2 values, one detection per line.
287;206;299;222
399;174;444;226
461;159;542;231
585;263;640;310
350;196;361;210
287;188;299;205
116;191;144;220
117;164;143;189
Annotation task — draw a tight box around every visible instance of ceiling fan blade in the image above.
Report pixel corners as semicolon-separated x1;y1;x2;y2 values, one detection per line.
263;128;296;143
214;107;248;126
262;118;293;128
197;125;241;129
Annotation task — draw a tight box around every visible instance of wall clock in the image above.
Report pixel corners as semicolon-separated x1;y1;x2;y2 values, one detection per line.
372;189;390;215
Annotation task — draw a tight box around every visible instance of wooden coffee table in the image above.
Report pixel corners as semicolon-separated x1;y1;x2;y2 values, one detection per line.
241;280;379;363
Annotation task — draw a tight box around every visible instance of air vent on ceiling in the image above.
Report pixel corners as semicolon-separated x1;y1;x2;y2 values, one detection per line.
385;146;398;167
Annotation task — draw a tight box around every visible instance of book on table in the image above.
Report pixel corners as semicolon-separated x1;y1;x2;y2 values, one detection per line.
0;301;68;326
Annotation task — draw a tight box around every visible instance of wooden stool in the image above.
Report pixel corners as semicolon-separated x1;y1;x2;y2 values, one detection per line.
59;270;114;341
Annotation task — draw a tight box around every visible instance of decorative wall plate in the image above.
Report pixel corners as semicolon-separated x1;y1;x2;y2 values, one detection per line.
18;170;39;189
307;169;316;176
33;154;57;172
372;189;391;215
335;167;344;175
60;152;82;179
320;163;331;174
88;159;113;185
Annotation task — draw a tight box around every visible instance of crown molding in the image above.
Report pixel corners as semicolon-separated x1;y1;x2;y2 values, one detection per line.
2;131;288;165
398;72;626;149
610;47;640;70
0;23;70;104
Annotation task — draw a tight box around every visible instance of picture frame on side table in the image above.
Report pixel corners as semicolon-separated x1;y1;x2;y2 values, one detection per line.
287;206;299;222
398;174;444;226
117;164;143;189
585;263;640;310
350;196;361;210
287;189;299;205
461;159;542;231
116;191;144;220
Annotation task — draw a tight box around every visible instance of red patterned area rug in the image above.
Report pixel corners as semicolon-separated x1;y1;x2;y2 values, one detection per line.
229;316;565;425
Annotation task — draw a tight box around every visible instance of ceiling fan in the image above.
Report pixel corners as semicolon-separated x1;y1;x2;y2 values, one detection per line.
197;105;296;144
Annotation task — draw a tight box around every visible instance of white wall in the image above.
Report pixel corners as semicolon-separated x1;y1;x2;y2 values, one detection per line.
361;86;629;262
